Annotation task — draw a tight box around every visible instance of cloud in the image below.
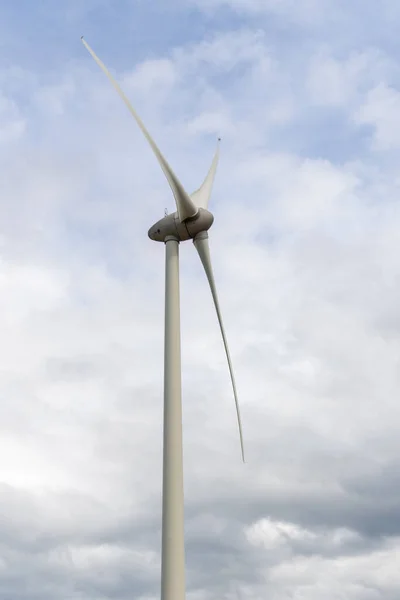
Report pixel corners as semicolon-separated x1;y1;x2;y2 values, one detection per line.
0;92;26;144
0;1;400;599
306;50;390;108
355;83;400;150
190;0;335;23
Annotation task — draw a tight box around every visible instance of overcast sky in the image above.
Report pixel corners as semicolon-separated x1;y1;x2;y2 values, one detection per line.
1;0;400;598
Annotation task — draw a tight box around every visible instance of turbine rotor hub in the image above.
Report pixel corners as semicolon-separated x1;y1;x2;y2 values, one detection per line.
148;208;214;243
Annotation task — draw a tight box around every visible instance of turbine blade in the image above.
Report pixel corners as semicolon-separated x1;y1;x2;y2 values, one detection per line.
190;138;220;209
193;233;245;462
81;37;198;222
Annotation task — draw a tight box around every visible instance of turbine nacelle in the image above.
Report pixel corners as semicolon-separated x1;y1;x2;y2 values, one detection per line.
148;208;214;243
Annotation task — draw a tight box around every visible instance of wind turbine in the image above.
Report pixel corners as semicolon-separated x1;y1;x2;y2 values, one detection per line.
81;38;245;600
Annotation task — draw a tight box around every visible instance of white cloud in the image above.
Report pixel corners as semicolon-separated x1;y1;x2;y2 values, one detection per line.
173;29;269;71
268;540;400;598
355;83;400;150
122;58;178;94
0;93;26;143
191;0;334;23
306;50;388;108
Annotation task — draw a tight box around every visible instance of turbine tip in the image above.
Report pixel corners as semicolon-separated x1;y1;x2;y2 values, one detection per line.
81;35;84;40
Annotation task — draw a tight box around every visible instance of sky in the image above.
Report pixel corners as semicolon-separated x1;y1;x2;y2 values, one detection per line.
1;0;400;598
